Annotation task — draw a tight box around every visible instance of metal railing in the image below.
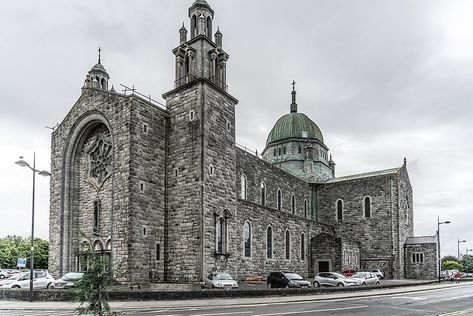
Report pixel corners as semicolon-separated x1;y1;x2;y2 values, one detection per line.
209;76;228;92
174;74;196;87
236;143;263;159
120;84;166;110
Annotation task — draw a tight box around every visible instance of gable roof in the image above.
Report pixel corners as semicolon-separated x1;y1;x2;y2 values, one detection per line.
405;236;437;245
324;167;401;184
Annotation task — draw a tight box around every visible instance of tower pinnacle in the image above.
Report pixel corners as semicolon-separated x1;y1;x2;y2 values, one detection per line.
290;80;297;113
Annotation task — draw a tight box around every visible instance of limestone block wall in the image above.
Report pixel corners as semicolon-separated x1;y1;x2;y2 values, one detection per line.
128;98;167;284
317;173;400;278
404;243;437;279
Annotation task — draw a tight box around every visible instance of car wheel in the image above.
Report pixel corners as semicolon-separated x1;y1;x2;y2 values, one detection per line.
362;282;366;286
376;281;380;286
211;284;215;289
11;285;20;289
267;282;272;289
0;275;4;279
46;283;52;289
337;283;344;287
313;281;320;288
285;284;290;289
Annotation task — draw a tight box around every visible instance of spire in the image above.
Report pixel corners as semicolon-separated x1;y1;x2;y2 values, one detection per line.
290;80;297;113
214;26;223;47
179;22;188;44
98;47;101;64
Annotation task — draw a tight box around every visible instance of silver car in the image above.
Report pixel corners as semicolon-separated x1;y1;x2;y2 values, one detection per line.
0;271;54;289
203;272;238;289
50;272;84;289
313;272;357;287
351;272;380;286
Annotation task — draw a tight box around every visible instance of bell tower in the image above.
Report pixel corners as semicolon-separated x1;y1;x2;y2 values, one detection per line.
173;0;228;90
163;0;238;282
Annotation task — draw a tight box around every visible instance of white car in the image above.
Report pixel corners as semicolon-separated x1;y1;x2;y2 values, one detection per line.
313;272;357;287
351;272;380;286
203;272;238;289
0;271;54;289
0;269;12;279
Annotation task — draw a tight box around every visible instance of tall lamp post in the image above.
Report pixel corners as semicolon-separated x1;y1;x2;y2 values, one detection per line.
15;153;50;302
438;217;451;283
458;238;466;260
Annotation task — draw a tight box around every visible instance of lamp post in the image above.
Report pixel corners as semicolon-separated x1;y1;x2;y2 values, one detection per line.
437;217;451;283
15;153;50;302
458;238;466;260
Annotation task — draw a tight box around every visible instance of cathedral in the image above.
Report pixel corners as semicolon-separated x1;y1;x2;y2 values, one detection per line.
49;0;438;284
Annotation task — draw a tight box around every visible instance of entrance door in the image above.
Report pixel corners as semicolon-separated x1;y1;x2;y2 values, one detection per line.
318;261;330;272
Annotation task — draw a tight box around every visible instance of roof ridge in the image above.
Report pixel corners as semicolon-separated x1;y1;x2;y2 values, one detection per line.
324;167;401;184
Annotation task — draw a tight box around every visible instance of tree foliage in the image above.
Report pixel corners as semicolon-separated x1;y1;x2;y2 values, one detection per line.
441;255;458;263
75;253;115;316
462;255;473;272
0;236;48;269
442;260;463;271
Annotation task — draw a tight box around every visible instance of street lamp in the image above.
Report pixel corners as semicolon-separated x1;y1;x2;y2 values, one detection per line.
15;153;50;302
458;238;466;260
438;217;451;283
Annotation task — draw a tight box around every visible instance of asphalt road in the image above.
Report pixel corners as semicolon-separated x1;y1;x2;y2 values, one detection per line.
1;283;472;316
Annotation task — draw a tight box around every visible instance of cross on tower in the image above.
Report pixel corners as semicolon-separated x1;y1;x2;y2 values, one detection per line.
98;47;101;64
292;80;296;91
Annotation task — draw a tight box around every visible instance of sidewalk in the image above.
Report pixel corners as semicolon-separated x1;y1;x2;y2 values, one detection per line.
0;281;470;311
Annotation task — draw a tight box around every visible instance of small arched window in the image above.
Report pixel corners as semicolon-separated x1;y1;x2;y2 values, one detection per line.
283;147;287;155
285;230;291;260
244;221;252;258
266;226;273;259
364;196;371;218
93;200;101;233
278;147;282;156
240;174;247;200
191;15;197;38
291;195;296;214
277;189;282;211
273;148;277;157
336;199;343;222
301;233;305;261
298;145;302;154
260;182;266;206
304;199;308;218
216;217;226;253
206;16;212;38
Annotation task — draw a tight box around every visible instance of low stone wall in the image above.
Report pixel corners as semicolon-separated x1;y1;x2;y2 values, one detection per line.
0;280;440;302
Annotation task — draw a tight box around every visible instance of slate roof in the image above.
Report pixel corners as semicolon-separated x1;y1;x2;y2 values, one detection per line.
324;167;401;184
405;236;437;245
266;112;324;145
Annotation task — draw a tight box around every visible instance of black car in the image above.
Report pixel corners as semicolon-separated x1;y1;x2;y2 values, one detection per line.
267;272;311;289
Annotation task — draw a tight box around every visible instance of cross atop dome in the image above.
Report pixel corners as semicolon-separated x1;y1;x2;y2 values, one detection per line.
290;80;297;113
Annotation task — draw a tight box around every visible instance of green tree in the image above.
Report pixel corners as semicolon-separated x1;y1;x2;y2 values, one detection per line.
442;260;463;271
462;255;473;272
442;255;458;263
75;253;115;316
0;236;48;269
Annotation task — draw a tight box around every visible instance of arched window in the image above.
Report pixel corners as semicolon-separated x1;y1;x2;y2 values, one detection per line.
278;147;281;156
336;199;343;222
260;182;266;206
191;15;197;38
285;230;290;260
364;196;371;218
298;145;302;154
244;221;252;258
291;195;296;214
240;174;247;200
216;217;226;253
301;233;305;261
273;148;277;157
206;16;212;38
283;146;287;155
266;226;273;259
277;189;282;211
93;200;101;233
304;200;308;218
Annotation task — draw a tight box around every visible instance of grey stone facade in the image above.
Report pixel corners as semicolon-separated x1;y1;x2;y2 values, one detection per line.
49;0;437;283
404;236;438;279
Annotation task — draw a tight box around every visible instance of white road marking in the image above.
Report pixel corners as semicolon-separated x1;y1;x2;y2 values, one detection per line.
391;296;427;300
440;307;473;315
193;311;253;316
251;305;369;315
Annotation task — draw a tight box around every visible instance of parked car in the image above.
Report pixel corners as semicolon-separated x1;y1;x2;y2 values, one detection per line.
0;269;13;279
0;271;54;289
371;269;384;279
341;269;358;277
267;272;311;289
351;272;380;286
50;272;84;289
203;272;238;289
313;272;357;287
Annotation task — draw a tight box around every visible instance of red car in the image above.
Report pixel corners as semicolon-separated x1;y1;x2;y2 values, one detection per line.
341;269;358;277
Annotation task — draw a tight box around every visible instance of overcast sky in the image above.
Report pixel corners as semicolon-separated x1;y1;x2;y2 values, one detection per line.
1;0;472;259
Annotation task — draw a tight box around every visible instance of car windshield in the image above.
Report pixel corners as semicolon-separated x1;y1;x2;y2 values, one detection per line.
332;273;346;279
353;272;368;278
62;272;84;281
8;272;28;280
213;273;233;280
284;273;303;280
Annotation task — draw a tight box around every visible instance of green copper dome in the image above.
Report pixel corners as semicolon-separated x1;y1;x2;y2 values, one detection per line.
266;112;324;145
